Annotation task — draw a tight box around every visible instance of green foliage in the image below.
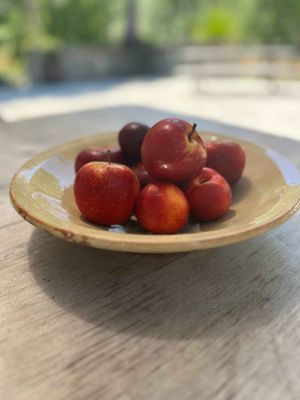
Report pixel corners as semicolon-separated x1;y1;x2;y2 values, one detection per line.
251;0;300;46
191;7;242;44
0;1;26;57
139;0;201;44
0;0;300;58
43;0;110;44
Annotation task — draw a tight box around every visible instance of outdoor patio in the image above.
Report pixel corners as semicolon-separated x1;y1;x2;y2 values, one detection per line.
1;75;300;139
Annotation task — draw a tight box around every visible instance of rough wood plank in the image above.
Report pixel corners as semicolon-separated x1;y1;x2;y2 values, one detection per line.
1;107;300;400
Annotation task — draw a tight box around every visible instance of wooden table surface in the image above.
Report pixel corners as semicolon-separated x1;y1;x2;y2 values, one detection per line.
1;106;300;400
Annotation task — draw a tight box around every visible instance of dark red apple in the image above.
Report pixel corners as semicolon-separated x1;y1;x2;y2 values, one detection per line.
141;118;206;182
75;146;124;173
185;167;232;222
135;182;190;234
132;162;153;188
118;122;149;161
74;162;140;226
205;141;246;185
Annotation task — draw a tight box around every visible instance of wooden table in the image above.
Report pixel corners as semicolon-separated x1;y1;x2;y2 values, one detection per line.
1;106;300;400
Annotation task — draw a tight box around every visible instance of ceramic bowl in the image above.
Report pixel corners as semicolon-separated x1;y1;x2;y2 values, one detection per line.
10;132;300;253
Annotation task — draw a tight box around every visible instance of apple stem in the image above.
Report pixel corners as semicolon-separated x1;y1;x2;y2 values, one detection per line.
107;150;111;165
188;123;197;142
199;177;210;184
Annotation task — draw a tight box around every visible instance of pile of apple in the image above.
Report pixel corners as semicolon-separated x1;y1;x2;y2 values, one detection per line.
74;118;246;234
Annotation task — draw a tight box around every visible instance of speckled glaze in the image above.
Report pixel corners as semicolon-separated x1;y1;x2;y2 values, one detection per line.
9;132;300;253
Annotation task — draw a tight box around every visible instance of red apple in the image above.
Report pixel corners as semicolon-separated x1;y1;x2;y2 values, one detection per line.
135;182;190;234
132;162;153;188
75;146;124;172
74;162;140;226
118;122;149;161
141;118;206;182
205;141;246;185
185;167;232;222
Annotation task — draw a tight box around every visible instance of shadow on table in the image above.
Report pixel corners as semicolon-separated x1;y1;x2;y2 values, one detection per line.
28;226;296;340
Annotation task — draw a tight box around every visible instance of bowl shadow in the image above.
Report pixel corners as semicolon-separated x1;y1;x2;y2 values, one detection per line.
27;227;295;340
232;176;252;205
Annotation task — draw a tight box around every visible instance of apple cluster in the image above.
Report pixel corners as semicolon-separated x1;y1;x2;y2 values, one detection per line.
74;118;246;234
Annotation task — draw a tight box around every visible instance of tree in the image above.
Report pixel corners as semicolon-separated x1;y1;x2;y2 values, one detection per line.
250;0;300;45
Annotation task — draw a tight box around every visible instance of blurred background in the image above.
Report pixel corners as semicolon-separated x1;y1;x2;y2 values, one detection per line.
0;0;300;136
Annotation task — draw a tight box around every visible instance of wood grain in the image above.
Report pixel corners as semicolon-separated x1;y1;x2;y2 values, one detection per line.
1;106;300;400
